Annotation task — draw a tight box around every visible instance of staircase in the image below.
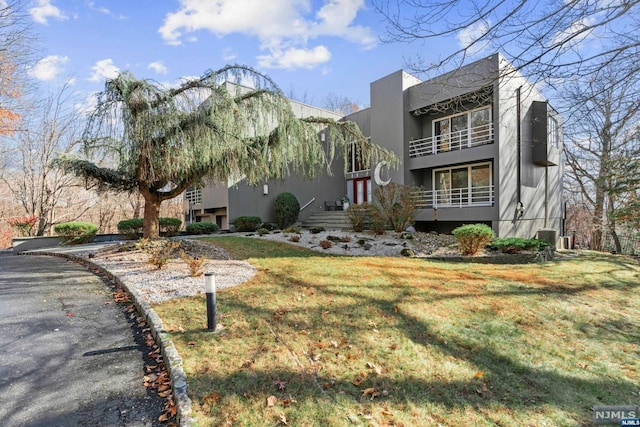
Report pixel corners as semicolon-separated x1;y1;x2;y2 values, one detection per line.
302;210;351;230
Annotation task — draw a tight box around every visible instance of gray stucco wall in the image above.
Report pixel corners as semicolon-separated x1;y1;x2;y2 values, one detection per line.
495;56;564;239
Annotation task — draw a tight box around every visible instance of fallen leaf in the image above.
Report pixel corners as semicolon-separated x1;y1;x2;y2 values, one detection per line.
362;387;380;399
158;413;168;422
66;312;74;317
390;343;397;350
279;413;288;425
266;395;277;407
274;380;288;391
474;371;484;379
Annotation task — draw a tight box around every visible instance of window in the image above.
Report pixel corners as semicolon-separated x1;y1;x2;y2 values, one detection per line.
185;189;202;205
433;162;493;206
347;140;370;173
548;116;559;147
432;106;492;152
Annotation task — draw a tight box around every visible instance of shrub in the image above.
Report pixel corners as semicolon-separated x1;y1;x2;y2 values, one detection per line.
374;183;419;232
7;215;38;237
347;203;372;232
185;222;219;235
180;250;207;277
489;237;550;254
144;239;180;269
310;226;325;234
274;192;300;229
261;222;278;231
319;239;333;249
234;216;262;232
257;228;270;236
159;217;182;236
289;234;300;242
369;206;387;235
117;218;144;239
283;225;302;234
53;221;98;244
118;217;182;238
452;224;495;255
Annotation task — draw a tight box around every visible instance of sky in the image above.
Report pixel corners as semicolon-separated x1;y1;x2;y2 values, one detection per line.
26;0;465;111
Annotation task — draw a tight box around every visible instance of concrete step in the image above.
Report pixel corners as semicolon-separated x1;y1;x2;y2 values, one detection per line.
302;211;351;230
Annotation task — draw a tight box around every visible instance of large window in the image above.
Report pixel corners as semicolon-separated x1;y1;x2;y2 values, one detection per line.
347;140;370;173
433;106;492;152
433;162;493;206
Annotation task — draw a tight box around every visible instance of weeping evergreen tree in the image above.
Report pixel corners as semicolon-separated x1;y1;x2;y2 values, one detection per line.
55;65;397;238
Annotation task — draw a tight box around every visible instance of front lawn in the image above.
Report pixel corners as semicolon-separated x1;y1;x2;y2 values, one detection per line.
153;238;640;426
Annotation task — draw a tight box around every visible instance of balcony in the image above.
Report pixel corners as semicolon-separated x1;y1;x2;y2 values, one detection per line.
409;122;494;158
414;185;494;208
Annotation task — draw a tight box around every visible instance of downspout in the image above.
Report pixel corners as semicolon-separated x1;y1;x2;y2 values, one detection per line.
545;166;549;228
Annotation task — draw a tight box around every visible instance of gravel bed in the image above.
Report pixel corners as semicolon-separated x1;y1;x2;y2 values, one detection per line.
90;240;257;305
84;232;469;305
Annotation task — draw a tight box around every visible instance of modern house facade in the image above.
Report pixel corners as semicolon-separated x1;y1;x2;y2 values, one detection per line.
185;53;564;241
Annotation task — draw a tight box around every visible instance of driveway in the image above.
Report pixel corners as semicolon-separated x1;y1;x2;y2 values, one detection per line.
0;250;165;426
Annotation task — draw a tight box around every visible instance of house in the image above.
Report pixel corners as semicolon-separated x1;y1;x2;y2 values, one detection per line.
185;53;565;243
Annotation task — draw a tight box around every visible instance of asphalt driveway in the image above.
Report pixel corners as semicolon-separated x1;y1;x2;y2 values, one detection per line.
0;250;165;426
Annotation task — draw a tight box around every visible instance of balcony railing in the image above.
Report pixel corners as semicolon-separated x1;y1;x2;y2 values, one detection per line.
414;185;494;208
409;122;494;158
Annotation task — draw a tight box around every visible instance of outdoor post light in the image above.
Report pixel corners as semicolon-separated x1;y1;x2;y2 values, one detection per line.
205;273;216;331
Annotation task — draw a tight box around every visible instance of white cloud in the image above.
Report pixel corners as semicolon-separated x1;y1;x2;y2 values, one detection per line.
158;0;374;70
85;1;127;20
28;55;69;81
74;92;99;115
222;48;237;62
29;0;68;24
551;17;595;49
148;61;168;75
258;46;331;69
457;20;490;56
88;59;120;82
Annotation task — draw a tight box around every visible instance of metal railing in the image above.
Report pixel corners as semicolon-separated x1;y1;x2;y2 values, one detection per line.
414;185;494;208
409;122;494;158
300;197;316;211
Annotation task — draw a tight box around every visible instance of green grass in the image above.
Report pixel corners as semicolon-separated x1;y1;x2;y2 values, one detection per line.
153;238;640;426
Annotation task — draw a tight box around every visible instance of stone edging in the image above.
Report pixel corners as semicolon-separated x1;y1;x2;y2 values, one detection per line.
19;251;193;426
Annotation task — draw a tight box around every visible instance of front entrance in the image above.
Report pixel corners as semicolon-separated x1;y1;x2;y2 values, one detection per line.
347;178;372;204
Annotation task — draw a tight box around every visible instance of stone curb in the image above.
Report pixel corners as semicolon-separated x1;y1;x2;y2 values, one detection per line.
19;250;193;426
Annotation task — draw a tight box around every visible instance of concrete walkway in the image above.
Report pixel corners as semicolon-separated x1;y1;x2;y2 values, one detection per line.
0;249;165;426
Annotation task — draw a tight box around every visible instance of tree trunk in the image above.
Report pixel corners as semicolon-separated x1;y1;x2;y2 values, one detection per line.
142;191;162;239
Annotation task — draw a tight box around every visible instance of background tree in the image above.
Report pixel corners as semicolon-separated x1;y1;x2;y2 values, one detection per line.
56;65;397;238
372;0;640;105
0;0;34;136
563;69;640;252
322;92;360;116
1;86;90;236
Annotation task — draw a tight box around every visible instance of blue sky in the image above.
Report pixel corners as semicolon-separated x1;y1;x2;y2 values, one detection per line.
27;0;463;110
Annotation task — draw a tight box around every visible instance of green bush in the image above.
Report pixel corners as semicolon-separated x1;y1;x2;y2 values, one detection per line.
274;192;300;229
257;228;270;236
118;217;182;238
53;221;98;244
159;217;182;236
489;237;549;254
117;218;144;239
185;222;219;235
452;223;495;255
234;216;262;232
310;226;325;234
261;222;278;231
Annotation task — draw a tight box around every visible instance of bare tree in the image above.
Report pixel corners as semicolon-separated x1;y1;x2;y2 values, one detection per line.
563;68;640;251
0;0;35;135
372;0;640;108
1;86;90;236
322;92;361;116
